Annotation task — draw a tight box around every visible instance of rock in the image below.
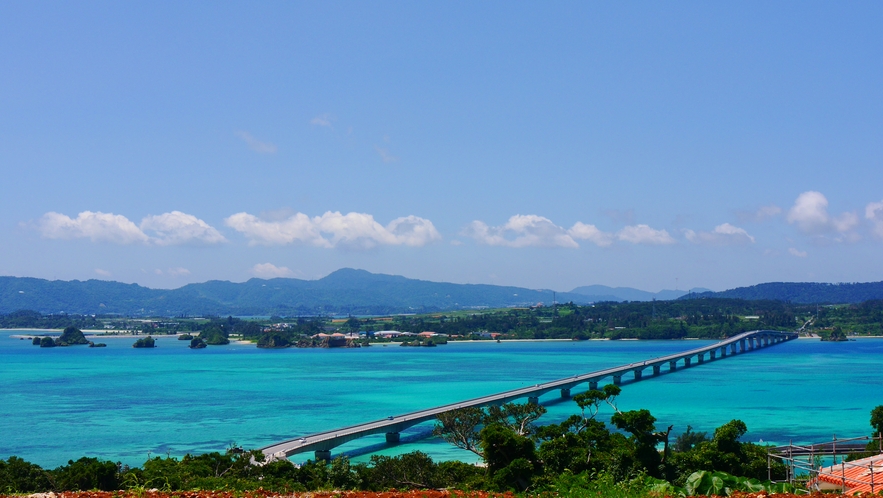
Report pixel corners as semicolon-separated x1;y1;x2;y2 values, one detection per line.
55;326;89;346
133;336;156;348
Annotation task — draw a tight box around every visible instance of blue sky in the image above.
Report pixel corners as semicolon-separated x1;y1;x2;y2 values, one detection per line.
2;2;882;292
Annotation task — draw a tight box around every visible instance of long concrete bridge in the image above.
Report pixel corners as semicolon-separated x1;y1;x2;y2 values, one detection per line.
262;329;797;461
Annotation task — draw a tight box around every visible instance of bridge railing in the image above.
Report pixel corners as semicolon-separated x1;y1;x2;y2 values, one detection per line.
262;329;797;459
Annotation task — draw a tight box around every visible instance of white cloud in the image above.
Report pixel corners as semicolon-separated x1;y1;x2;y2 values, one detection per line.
685;223;755;245
789;247;808;258
37;211;150;244
225;212;325;246
375;146;399;163
463;215;580;248
310;113;335;127
252;263;294;278
225;211;441;248
786;191;859;235
464;216;676;248
568;222;614;247
386;215;444;247
140;211;227;245
865;201;883;238
94;268;112;277
36;210;224;246
236;131;277;154
616;224;676;245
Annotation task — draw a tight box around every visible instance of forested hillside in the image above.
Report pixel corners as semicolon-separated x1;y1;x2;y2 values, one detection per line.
688;281;883;304
0;269;590;315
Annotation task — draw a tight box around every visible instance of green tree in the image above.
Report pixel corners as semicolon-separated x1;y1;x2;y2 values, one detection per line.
0;456;51;493
369;451;438;489
480;424;537;491
53;457;119;491
485;402;547;436
871;405;883;436
674;425;709;452
433;407;486;458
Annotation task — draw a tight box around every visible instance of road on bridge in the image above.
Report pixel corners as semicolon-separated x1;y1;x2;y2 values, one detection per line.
261;329;797;460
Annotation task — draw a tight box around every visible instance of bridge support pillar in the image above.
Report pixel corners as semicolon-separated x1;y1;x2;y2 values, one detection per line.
719;347;726;357
613;375;622;385
730;344;737;354
698;353;704;364
386;432;400;444
528;396;539;405
633;369;642;381
589;381;598;390
653;365;661;375
684;357;692;367
315;450;332;461
669;360;677;372
560;388;571;399
739;339;746;352
710;350;716;360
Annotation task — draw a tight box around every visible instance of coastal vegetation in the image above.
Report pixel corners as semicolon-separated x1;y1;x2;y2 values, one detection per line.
199;326;231;345
132;336;156;348
57;326;90;345
30;326;91;347
7;297;883;348
5;393;878;495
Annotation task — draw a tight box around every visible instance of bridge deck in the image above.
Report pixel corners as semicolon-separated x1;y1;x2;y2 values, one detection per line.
261;329;797;460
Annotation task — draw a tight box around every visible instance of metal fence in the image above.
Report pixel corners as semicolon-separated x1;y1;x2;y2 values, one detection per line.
768;434;883;493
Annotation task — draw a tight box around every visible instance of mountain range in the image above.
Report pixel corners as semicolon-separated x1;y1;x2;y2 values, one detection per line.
2;269;882;316
0;269;591;316
569;285;711;303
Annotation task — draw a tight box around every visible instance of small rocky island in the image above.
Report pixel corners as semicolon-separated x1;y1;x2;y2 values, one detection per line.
257;333;290;349
189;337;207;349
132;336;156;348
32;326;90;348
821;327;849;342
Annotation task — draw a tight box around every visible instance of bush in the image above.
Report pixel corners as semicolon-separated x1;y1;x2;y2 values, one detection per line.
53;457;119;491
0;456;52;493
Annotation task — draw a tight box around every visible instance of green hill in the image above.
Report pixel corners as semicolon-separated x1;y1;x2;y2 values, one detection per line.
0;269;591;316
684;281;883;304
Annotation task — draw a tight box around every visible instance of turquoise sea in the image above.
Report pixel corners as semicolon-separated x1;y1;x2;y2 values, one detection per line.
1;331;881;468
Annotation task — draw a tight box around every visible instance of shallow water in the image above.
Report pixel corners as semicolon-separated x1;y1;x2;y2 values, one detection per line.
1;331;880;467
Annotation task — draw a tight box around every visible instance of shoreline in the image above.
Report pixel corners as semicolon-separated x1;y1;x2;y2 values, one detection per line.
7;328;883;345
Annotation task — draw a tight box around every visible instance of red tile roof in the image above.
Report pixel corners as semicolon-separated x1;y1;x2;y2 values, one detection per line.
813;454;883;495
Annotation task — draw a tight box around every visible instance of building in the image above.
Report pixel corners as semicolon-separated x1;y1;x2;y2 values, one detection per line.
812;454;883;495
